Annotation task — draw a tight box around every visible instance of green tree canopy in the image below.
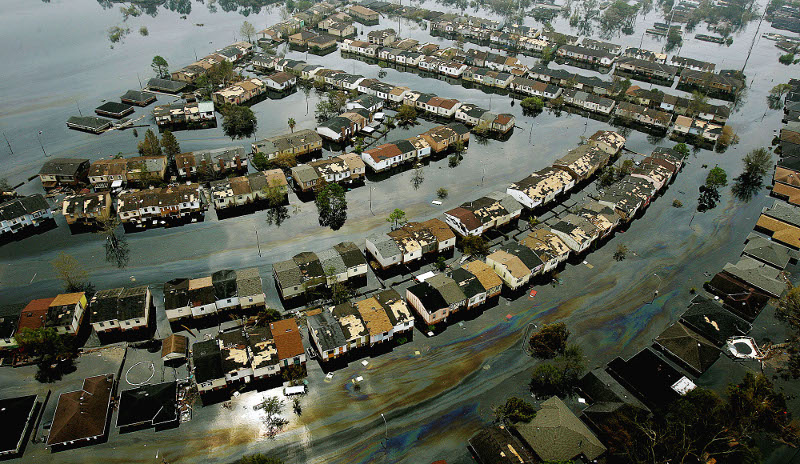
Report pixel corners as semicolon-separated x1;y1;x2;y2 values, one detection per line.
160;130;181;157
494;397;537;423
137;128;162;156
528;323;570;359
221;105;258;140
462;235;489;256
152;55;169;78
387;208;407;229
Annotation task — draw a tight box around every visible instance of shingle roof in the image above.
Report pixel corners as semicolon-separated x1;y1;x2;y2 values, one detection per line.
721;257;786;297
680;295;751;346
654;322;720;374
515;396;606;461
307;310;347;352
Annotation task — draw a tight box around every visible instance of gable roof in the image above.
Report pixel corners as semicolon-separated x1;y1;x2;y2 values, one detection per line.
742;235;798;269
270;318;304;360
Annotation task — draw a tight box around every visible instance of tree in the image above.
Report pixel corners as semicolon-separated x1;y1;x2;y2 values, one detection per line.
688;90;709;115
520;96;544;113
221;105;258;139
780;53;795;65
315;91;348;122
151;55;169;78
494;397;537;424
0;178;12;192
435;256;447;272
256;396;289;438
98;217;129;269
160;130;181;157
240;21;256;43
613;244;628;261
287;117;296;133
673;142;690;158
238;454;284;464
315;183;347;230
137;128;162;156
52;252;92;293
705;166;728;189
717;125;738;149
666;27;682;51
387;208;407;229
528;323;570;359
769;83;793;109
397;104;418;125
256;308;283;326
411;165;424;190
139;26;149;36
733;147;772;201
776;286;800;379
462;235;489;256
436;187;449;199
15;327;75;382
529;345;586;398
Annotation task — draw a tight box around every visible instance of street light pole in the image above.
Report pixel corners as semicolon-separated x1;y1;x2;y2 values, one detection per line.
254;226;262;257
380;413;388;441
650;273;663;304
37;131;47;157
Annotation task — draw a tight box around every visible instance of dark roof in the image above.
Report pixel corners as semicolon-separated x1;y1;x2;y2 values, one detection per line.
706;272;771;321
468;425;536;463
89;288;123;324
39;158;89;176
117;286;149;321
0;304;23;339
146;78;188;92
500;242;543;272
680;295;751;346
606;349;687;411
307;310;347;353
333;241;367;268
407;282;448;310
0;395;37;454
212;270;238;300
192;339;223;383
95;101;133;115
578;368;649;411
120;90;156;104
654;322;720;375
47;374;114;446
451;268;486;299
66;116;113;130
163;278;189;310
116;382;178;428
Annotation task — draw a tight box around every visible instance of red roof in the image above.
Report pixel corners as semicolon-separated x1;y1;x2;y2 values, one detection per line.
495;114;513;125
439;99;459;110
18;297;55;331
270;318;305;360
445;207;481;232
365;143;403;162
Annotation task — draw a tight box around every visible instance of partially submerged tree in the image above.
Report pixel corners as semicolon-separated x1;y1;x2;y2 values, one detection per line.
528;323;570;359
732;147;772;201
160;130;181;158
152;55;169;78
51;252;93;293
613;244;628;261
315;183;347;230
221;105;258;139
387;208;407;229
137;129;162;156
240;21;256;43
529;344;586;398
493;397;537;424
397;104;418;125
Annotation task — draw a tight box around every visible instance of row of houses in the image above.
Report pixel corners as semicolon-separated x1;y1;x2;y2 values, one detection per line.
507;131;626;210
272;241;368;301
191;318;306;393
170;41;253;84
290;153;366;193
212;72;296;106
164;268;266;321
153;100;217;130
261;56;517;137
210;169;288;211
0;194;53;238
360;123;471;172
365;219;456;270
306;289;414;361
117;183;205;229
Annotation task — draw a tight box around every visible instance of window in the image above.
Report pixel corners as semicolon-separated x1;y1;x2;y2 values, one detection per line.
98;322;104;327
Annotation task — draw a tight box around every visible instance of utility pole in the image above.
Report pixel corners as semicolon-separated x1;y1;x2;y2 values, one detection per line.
255;227;262;257
76;100;82;117
136;72;143;88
